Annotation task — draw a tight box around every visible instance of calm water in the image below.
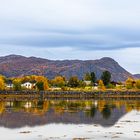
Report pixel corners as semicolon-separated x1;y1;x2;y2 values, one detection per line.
0;99;140;140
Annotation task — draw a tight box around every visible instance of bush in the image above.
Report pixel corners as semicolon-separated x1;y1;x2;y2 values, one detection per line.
98;80;106;90
136;80;140;89
106;83;115;89
125;78;135;89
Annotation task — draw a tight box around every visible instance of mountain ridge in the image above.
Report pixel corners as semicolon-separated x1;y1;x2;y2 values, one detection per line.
0;55;135;81
133;74;140;79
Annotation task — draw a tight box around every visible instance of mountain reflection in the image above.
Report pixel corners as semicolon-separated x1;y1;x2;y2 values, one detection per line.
0;100;140;128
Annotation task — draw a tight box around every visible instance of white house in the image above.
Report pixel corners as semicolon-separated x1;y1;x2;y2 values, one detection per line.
6;83;13;88
21;82;36;89
84;80;91;86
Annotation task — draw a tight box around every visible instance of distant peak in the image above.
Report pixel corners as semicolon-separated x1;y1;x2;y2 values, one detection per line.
4;54;25;58
100;57;116;62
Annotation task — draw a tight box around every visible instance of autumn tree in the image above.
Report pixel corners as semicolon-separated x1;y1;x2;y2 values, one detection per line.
91;72;96;83
21;76;32;83
13;79;22;91
136;80;140;89
0;77;5;90
0;75;6;80
84;73;91;81
68;76;80;87
98;80;106;90
101;71;111;86
125;78;135;89
35;76;49;90
51;76;66;87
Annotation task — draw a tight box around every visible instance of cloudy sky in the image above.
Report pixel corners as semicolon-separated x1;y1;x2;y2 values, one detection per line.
0;0;140;74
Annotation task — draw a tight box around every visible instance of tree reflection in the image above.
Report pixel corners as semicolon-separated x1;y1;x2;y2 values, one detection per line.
0;102;5;114
0;99;140;128
86;105;97;118
101;105;111;120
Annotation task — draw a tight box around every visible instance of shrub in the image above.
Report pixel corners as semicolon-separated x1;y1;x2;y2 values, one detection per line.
125;78;135;89
136;80;140;89
98;80;106;90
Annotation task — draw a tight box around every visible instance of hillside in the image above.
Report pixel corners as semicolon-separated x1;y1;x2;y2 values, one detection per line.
0;55;133;81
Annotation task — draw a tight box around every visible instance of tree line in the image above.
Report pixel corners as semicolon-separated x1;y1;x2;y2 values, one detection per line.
0;71;140;91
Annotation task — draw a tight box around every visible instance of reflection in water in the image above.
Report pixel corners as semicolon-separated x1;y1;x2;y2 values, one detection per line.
101;105;112;120
86;105;97;118
0;100;140;128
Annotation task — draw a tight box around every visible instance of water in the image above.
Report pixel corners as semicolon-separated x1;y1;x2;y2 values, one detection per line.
0;99;140;140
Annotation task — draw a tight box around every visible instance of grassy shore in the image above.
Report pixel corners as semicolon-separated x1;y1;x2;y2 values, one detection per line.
0;90;140;101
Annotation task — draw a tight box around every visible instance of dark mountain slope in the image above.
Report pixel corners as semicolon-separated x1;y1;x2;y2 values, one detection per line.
0;55;133;81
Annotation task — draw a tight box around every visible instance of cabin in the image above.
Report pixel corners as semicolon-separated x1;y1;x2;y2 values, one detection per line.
84;80;91;86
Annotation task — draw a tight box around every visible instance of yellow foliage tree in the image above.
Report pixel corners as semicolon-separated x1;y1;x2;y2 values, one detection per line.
35;76;49;90
0;77;5;90
98;80;106;91
136;80;140;89
13;78;22;91
125;78;135;89
51;76;65;87
0;102;5;114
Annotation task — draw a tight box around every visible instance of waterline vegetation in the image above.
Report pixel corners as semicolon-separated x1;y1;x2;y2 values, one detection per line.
0;71;140;93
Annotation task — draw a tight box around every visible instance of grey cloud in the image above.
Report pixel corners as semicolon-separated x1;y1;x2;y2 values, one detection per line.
0;26;140;51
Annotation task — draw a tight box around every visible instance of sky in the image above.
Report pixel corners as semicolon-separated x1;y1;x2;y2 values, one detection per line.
0;0;140;74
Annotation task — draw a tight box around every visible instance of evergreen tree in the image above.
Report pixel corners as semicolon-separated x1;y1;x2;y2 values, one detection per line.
101;71;111;86
91;72;96;83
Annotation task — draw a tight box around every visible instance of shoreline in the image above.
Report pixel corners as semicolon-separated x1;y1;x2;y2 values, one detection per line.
0;90;140;101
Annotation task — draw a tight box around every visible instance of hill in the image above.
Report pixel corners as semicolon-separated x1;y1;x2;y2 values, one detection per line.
0;55;133;81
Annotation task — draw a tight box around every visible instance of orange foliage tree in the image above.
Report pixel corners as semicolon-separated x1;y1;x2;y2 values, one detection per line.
51;76;66;87
0;76;5;90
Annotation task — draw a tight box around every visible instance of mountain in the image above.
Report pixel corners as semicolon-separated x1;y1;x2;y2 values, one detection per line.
0;55;133;81
133;74;140;79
